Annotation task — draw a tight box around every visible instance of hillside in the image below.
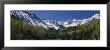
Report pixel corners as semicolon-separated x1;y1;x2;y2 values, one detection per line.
11;16;48;40
11;15;100;40
59;19;100;40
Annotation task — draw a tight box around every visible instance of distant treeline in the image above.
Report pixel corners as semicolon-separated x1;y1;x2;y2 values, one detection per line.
11;16;100;40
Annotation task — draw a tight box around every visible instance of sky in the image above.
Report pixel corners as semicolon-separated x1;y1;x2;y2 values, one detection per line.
28;10;100;21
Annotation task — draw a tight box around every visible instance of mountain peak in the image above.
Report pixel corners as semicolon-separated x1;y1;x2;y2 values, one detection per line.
11;10;100;30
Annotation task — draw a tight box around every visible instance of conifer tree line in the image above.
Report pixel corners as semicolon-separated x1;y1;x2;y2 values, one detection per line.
11;15;100;40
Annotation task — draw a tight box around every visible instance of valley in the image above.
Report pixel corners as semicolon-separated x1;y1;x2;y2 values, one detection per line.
11;10;100;40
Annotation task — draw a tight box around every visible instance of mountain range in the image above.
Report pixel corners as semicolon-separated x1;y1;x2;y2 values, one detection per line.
11;10;100;30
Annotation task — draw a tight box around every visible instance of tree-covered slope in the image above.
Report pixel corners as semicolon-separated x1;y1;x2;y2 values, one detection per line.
59;19;100;40
11;16;100;40
11;16;48;40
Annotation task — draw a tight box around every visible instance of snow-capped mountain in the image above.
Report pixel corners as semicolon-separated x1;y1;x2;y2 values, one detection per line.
11;10;60;30
62;14;100;27
11;10;100;30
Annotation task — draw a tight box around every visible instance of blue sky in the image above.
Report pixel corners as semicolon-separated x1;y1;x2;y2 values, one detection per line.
28;10;100;21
